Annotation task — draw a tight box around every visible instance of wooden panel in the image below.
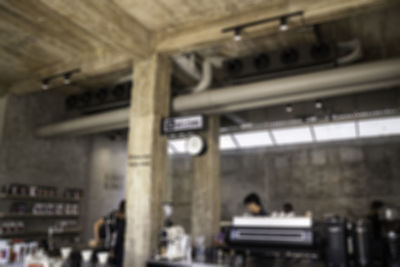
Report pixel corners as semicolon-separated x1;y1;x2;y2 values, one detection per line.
114;0;284;31
156;0;396;53
0;4;83;60
38;0;153;59
8;52;132;94
0;1;107;52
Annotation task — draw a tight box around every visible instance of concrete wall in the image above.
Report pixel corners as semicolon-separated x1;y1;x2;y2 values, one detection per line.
0;92;91;239
0;92;129;242
219;138;400;221
84;136;127;242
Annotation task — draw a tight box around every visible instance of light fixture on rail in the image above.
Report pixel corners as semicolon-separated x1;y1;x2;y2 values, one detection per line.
279;17;289;31
222;11;303;41
64;73;72;85
41;79;49;90
40;68;80;91
285;104;293;113
315;100;323;109
234;28;242;42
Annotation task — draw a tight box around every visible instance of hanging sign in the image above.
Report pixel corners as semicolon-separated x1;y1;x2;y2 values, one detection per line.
162;115;206;134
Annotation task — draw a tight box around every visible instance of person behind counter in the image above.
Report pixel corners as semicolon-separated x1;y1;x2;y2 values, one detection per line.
243;193;268;216
282;203;295;217
367;200;385;262
91;200;126;267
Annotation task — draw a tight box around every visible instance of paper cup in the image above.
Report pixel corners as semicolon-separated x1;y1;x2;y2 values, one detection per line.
81;249;93;262
60;247;72;260
97;252;109;265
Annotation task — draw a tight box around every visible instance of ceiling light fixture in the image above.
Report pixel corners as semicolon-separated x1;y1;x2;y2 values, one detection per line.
40;69;80;91
233;28;242;42
222;11;303;39
315;100;323;109
41;79;49;90
285;104;293;113
279;17;289;31
64;73;72;85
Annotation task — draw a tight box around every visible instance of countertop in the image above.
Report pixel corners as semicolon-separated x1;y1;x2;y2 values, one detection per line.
147;260;228;267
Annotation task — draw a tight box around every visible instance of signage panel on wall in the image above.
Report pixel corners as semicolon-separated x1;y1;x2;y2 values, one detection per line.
162;115;206;134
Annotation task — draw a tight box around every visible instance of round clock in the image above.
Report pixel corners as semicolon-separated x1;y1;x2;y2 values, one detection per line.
187;135;206;156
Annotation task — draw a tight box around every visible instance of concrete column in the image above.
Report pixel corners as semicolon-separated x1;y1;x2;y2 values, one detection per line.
191;115;221;246
0;96;8;144
124;54;171;267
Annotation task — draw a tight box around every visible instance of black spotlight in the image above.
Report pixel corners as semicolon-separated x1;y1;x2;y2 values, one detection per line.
285;104;293;113
233;28;242;42
41;79;49;90
279;17;289;31
315;99;323;109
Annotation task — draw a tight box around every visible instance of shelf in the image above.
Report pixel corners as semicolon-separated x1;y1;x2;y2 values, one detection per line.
0;194;81;203
0;213;79;219
0;229;81;239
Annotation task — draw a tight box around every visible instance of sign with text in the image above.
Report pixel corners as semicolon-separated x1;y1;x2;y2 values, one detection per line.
162;115;206;134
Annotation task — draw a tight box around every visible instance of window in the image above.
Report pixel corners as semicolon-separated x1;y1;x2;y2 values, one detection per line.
220;134;237;150
272;126;313;145
359;116;400;137
313;121;356;142
233;130;273;148
168;138;187;154
167;145;175;155
168;115;400;154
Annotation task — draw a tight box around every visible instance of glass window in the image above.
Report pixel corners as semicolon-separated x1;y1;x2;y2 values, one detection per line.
168;138;187;154
167;145;175;155
314;121;356;142
272;126;313;145
233;130;273;148
220;134;237;150
359;116;400;137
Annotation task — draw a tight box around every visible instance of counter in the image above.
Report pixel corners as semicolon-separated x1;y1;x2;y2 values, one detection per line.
147;260;228;267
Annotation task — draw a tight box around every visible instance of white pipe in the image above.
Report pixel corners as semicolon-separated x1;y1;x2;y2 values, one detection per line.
191;59;213;93
173;58;400;113
36;59;400;137
172;54;201;81
37;107;130;137
336;39;363;65
190;57;223;93
200;78;400;114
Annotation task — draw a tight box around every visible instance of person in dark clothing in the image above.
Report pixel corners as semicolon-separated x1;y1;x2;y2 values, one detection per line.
367;200;385;262
283;203;293;213
92;200;126;267
113;208;125;267
368;200;384;240
243;193;268;216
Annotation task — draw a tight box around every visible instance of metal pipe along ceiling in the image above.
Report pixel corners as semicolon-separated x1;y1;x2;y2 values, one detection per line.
173;58;400;113
37;59;400;137
36;107;130;137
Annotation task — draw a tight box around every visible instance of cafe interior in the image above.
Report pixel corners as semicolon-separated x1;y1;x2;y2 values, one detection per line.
0;0;400;266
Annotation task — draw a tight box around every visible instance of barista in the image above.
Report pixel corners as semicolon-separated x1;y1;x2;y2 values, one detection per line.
367;200;385;262
243;193;268;216
282;203;295;217
368;200;384;240
92;200;126;267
